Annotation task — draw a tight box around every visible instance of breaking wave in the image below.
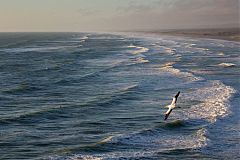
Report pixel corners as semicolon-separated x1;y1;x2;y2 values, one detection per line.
0;46;74;53
157;62;203;82
128;45;149;55
182;80;236;122
52;126;207;160
217;63;236;67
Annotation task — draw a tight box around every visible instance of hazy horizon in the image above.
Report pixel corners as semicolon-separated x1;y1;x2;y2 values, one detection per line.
0;0;239;32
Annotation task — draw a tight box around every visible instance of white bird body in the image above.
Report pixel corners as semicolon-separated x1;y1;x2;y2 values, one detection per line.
164;92;180;120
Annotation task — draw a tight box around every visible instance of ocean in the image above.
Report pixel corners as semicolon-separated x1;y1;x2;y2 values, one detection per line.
0;32;239;160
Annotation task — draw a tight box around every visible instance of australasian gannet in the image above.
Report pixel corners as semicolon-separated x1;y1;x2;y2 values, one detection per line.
164;91;180;120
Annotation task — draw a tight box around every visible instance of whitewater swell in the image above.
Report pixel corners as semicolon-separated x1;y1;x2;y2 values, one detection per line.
127;45;150;64
79;68;226;160
127;45;149;55
66;78;235;160
158;45;236;123
52;126;207;160
158;61;203;82
182;80;236;122
49;38;238;160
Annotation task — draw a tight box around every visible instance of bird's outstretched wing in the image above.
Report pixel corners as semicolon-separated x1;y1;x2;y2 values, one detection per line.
175;91;180;98
171;91;180;105
164;108;172;120
165;91;180;120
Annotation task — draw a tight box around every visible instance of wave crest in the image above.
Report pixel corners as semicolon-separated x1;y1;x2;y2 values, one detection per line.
217;63;236;67
183;80;236;122
158;62;202;81
128;45;149;55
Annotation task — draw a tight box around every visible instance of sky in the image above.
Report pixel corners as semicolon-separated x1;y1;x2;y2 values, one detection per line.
0;0;239;32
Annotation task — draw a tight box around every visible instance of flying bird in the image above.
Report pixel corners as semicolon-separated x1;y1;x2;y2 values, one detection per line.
164;91;180;120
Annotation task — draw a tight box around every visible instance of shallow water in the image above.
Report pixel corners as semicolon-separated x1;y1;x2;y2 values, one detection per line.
0;32;239;160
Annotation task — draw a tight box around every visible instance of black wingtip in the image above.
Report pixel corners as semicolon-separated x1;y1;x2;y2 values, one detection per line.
175;91;180;98
164;109;172;120
164;113;170;120
164;115;168;120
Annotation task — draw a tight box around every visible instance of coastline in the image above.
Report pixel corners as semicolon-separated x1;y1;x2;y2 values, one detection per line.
130;28;240;42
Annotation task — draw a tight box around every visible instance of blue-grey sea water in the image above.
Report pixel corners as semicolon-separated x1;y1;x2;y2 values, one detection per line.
0;32;239;160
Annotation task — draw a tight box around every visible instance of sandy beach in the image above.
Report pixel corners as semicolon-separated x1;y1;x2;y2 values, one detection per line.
137;28;240;42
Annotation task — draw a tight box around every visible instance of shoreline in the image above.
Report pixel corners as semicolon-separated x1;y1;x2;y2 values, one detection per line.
129;28;240;42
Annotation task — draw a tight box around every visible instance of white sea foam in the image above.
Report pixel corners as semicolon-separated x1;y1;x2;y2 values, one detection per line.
195;47;209;51
40;40;83;43
73;36;89;40
120;84;138;92
60;127;208;160
71;36;89;43
0;46;73;53
81;36;89;40
217;63;235;67
84;59;124;68
128;45;149;54
189;69;213;75
98;136;115;144
79;40;86;43
217;52;225;56
182;80;236;122
164;47;175;54
183;43;211;54
134;57;149;63
158;62;202;81
106;127;207;149
52;155;102;160
185;43;196;48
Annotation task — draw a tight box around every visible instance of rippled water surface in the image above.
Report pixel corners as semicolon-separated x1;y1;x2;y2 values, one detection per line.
0;33;239;160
